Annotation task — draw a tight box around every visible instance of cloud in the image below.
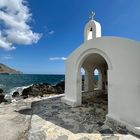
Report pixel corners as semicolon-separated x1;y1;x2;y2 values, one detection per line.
3;55;13;60
48;30;55;35
0;0;41;50
49;57;67;61
0;54;13;60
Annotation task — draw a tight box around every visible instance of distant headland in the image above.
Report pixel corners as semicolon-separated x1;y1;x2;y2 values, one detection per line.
0;63;22;74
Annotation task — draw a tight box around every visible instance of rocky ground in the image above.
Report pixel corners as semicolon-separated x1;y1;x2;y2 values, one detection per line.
0;91;139;140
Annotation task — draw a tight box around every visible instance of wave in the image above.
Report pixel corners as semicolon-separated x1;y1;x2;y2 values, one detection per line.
9;84;33;95
0;84;5;88
4;84;32;101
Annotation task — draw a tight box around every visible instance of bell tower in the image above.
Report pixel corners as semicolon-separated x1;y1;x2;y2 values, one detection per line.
84;11;101;42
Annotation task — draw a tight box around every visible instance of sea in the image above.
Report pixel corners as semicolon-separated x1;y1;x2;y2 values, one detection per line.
0;74;65;95
0;74;98;95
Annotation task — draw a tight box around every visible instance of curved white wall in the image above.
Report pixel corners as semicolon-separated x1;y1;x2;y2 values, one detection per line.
62;36;140;130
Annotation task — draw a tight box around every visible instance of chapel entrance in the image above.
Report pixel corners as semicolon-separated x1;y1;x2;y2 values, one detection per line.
80;53;108;116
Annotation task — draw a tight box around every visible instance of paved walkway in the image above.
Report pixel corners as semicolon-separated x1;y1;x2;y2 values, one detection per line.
0;94;139;140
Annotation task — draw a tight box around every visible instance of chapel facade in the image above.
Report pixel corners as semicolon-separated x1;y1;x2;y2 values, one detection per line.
62;12;140;136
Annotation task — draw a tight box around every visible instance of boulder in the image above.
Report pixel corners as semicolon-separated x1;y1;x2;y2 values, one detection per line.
22;83;51;97
21;86;32;98
54;85;63;94
47;85;56;93
0;88;3;94
56;81;65;91
21;81;65;98
0;93;5;103
0;93;8;103
55;81;65;94
99;129;113;134
12;91;20;98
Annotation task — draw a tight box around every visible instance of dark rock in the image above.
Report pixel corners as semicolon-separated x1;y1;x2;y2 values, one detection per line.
0;93;4;102
56;81;65;91
116;127;128;134
12;91;20;98
23;96;28;99
63;124;74;130
0;88;3;93
53;81;65;94
53;85;63;94
97;121;104;126
22;86;32;96
99;129;113;134
21;81;65;98
47;85;56;93
0;93;7;103
22;84;42;97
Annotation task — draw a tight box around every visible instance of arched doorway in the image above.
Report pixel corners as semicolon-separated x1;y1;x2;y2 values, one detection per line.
78;52;109;118
62;48;112;108
74;49;111;105
79;53;108;91
73;48;112;106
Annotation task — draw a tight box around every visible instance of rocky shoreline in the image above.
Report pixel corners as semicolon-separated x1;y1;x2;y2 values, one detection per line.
0;81;65;104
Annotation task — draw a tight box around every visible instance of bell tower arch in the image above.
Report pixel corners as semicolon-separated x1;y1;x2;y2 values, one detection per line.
84;12;101;42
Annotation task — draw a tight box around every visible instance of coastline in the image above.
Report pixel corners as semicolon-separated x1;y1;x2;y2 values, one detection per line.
0;80;65;104
0;74;65;94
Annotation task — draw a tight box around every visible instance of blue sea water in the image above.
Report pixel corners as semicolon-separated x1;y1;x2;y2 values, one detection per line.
0;74;64;94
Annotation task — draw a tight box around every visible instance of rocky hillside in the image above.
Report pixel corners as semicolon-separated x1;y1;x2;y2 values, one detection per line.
0;63;22;74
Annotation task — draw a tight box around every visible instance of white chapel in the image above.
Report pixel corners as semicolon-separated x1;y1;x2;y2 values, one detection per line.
62;12;140;135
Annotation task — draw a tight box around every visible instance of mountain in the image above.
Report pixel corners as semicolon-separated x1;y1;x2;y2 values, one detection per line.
0;63;22;74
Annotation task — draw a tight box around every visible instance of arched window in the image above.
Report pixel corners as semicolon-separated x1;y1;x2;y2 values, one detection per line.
93;68;103;90
87;27;93;40
94;68;99;81
81;67;85;91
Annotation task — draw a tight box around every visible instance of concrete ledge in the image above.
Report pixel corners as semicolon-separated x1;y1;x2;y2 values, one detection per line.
61;97;81;107
106;114;140;136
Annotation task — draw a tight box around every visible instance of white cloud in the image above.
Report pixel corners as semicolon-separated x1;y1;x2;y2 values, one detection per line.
49;57;67;61
0;54;13;60
0;0;41;50
48;30;55;35
3;55;13;60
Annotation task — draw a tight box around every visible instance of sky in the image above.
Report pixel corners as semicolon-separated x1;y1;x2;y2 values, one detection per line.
0;0;140;74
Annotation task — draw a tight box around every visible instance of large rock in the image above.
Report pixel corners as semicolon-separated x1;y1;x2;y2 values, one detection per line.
21;81;64;98
22;85;43;97
0;89;7;103
55;81;65;91
54;81;65;94
0;88;3;94
0;92;7;103
0;93;5;103
12;91;20;98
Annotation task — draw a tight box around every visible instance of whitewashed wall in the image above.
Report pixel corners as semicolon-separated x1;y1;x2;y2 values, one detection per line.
62;36;140;133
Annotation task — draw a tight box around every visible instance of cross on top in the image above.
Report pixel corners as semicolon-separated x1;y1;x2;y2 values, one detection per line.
90;11;95;20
